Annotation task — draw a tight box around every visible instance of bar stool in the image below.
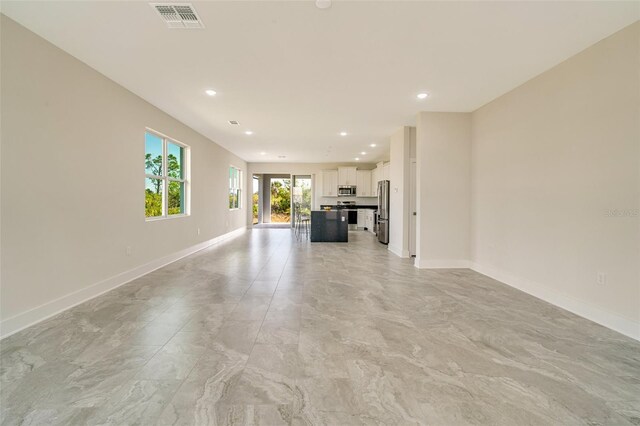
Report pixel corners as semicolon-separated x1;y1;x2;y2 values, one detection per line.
295;203;310;240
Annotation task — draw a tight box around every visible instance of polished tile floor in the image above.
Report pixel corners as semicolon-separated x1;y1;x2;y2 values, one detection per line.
1;229;639;425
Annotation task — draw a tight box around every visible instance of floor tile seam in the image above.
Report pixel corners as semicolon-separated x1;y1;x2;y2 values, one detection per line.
147;349;209;423
148;235;266;419
131;325;190;381
174;300;242;336
247;235;296;399
184;232;292;410
234;232;291;304
252;235;294;328
268;236;304;409
10;349;174;416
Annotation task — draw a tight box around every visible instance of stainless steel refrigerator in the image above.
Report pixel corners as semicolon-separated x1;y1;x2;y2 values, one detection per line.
377;180;390;244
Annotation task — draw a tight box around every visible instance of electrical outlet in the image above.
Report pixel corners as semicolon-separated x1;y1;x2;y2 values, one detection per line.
596;272;607;286
125;246;132;256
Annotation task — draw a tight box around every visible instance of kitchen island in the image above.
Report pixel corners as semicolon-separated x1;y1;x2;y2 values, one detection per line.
310;210;348;242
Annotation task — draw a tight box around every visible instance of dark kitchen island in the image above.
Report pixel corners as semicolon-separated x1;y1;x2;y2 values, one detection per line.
310;210;348;242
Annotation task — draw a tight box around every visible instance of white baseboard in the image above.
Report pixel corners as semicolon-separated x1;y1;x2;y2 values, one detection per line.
470;262;640;342
414;258;472;269
388;244;410;258
0;227;247;340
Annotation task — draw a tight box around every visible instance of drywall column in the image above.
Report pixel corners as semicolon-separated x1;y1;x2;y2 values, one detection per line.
261;176;272;223
415;112;471;268
256;175;264;224
389;126;415;258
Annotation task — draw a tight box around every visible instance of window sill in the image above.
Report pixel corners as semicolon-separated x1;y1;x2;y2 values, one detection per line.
229;208;243;211
145;214;190;222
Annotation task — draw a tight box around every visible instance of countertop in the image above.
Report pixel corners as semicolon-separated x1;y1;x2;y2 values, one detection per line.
319;204;377;210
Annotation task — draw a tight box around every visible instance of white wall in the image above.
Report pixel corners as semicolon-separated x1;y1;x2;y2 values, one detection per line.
471;22;640;338
415;112;472;268
389;127;415;258
0;16;248;336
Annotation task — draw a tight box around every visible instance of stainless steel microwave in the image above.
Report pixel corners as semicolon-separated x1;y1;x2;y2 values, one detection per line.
338;185;356;197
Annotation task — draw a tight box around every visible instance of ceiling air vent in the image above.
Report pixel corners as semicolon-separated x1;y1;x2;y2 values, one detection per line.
228;120;240;125
150;3;204;29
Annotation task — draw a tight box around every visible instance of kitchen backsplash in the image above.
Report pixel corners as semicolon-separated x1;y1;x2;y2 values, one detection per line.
316;196;378;206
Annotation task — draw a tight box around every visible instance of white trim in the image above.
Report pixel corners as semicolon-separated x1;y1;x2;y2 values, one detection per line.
146;213;189;222
414;258;472;269
470;262;640;342
0;227;247;340
388;244;410;258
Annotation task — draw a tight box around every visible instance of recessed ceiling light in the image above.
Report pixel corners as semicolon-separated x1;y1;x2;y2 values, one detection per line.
370;144;376;147
260;152;266;155
340;131;348;136
245;130;253;135
361;152;366;155
417;93;428;99
355;157;360;161
205;89;217;96
315;0;331;9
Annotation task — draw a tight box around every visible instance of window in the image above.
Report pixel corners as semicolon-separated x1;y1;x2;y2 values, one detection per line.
229;166;242;210
145;130;189;219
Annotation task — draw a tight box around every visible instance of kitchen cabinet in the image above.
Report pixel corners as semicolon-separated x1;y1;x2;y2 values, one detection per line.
356;170;372;197
371;167;380;196
383;163;391;181
321;169;338;197
365;210;375;233
338;167;357;186
357;209;367;228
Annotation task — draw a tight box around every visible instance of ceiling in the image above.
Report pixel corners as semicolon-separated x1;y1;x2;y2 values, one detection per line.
2;1;638;163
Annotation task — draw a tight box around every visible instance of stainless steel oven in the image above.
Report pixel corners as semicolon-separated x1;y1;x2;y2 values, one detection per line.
338;185;356;197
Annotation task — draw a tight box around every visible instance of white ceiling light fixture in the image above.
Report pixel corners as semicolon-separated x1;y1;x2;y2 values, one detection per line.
315;0;331;10
361;152;366;155
340;131;348;136
260;152;266;155
417;92;429;99
205;89;216;96
245;130;254;135
355;157;360;161
150;3;205;29
370;144;377;147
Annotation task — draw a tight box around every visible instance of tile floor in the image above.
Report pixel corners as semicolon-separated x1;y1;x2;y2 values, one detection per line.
1;229;639;425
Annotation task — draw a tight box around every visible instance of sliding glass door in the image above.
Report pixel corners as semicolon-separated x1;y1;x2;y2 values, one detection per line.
292;175;312;228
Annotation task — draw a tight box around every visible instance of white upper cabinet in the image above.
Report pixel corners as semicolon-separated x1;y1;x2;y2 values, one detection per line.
321;169;338;197
371;162;390;196
338;167;357;186
356;170;372;197
371;168;379;197
372;167;382;196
